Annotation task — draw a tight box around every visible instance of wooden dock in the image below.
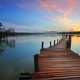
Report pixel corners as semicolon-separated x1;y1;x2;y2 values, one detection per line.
32;35;80;80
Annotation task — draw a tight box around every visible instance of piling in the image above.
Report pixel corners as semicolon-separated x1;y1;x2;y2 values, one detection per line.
50;41;52;47
34;54;39;72
41;41;44;50
54;40;56;46
57;39;58;44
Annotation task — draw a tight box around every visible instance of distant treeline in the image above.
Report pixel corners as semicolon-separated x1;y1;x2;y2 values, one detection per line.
0;32;15;37
58;31;80;35
0;31;80;38
15;32;57;36
0;31;57;37
0;22;15;37
0;32;53;37
15;32;44;35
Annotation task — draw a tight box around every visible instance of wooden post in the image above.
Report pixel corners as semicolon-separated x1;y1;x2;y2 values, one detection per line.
66;35;71;50
50;41;51;47
66;34;67;38
57;39;58;44
54;40;55;46
34;54;39;72
41;41;44;50
68;35;71;49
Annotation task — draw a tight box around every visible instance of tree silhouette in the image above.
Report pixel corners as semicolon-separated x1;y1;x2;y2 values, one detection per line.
0;22;2;27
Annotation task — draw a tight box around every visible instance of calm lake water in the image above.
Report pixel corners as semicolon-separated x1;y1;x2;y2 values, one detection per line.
0;35;80;80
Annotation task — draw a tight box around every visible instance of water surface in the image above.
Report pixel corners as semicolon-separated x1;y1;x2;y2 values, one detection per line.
0;35;61;80
0;35;80;80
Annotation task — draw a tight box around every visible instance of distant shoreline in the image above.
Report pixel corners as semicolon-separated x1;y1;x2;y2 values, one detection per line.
0;32;57;37
0;31;80;38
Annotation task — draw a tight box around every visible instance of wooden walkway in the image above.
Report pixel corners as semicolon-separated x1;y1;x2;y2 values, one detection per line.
32;35;80;80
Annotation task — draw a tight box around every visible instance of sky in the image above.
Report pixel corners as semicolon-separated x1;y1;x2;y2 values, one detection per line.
0;0;80;32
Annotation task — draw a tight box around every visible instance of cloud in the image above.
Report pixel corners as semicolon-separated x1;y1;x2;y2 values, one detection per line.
64;0;76;17
40;0;76;16
1;21;30;32
40;0;77;31
40;0;64;13
3;21;50;32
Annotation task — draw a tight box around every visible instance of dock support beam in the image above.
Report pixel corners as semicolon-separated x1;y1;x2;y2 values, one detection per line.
34;54;39;72
41;41;44;50
66;35;71;50
50;41;52;47
57;39;58;44
54;40;55;46
68;35;71;49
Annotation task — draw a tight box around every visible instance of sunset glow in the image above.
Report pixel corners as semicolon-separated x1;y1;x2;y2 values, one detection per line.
71;26;80;31
0;0;80;32
40;0;78;31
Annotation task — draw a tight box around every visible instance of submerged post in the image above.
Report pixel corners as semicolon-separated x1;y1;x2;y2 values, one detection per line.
41;41;44;50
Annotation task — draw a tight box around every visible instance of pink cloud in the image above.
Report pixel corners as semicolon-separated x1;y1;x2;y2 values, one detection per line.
64;0;77;17
40;0;77;31
40;0;77;17
40;0;64;13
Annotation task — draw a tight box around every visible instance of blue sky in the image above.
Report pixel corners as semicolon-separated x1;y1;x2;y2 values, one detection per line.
0;0;80;32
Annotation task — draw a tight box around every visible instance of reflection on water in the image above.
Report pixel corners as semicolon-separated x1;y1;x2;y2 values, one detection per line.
0;37;15;53
71;36;80;55
0;35;61;80
0;35;80;80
